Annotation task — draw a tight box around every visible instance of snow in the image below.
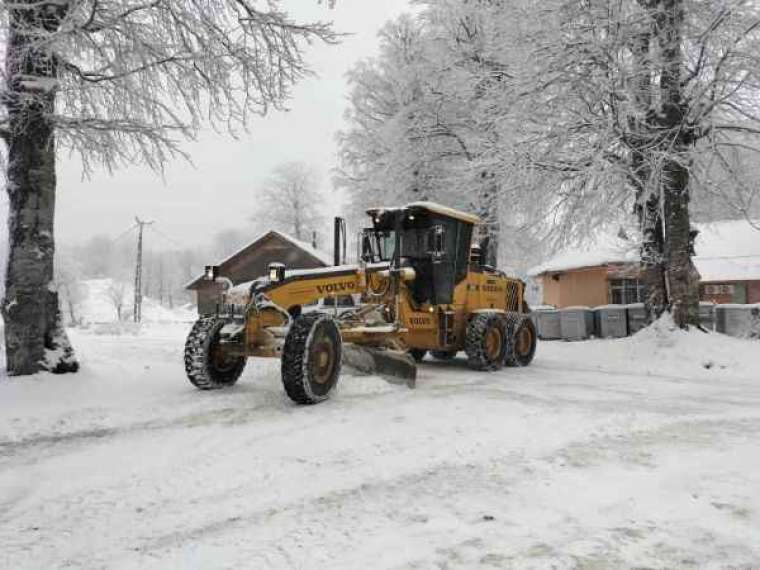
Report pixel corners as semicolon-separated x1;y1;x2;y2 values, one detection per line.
530;219;760;282
694;220;760;282
1;318;760;568
79;279;195;324
528;231;640;276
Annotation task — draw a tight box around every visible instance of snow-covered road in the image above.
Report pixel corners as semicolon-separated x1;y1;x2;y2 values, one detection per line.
1;322;759;569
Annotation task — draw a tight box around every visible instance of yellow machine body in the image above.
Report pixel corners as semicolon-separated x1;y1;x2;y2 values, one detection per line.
186;202;537;402
222;225;526;357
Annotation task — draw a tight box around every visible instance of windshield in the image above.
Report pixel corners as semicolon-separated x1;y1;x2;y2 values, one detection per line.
361;230;396;262
360;226;443;263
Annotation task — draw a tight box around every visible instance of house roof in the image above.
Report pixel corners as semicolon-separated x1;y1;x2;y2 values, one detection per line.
529;219;760;282
528;232;640;277
695;220;760;282
185;230;332;290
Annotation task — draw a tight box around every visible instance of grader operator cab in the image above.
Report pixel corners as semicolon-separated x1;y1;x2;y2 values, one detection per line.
184;202;537;404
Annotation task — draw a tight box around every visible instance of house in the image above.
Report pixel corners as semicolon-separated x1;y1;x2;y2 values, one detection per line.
186;230;331;314
529;219;760;308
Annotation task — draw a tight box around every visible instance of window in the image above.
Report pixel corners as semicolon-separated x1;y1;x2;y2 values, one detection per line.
609;278;647;305
704;284;735;296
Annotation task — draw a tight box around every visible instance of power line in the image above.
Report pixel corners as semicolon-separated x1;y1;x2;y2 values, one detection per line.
110;223;138;245
148;225;183;249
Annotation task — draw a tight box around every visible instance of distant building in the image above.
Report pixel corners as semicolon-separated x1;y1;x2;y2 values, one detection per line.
529;220;760;308
186;230;331;314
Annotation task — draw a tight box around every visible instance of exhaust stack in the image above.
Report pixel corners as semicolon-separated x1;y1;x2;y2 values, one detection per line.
334;217;346;266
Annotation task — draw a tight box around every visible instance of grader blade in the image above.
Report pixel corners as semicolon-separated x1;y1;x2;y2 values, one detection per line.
342;344;417;388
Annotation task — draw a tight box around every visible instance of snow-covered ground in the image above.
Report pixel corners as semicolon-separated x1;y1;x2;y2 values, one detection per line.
78;279;197;325
1;320;760;569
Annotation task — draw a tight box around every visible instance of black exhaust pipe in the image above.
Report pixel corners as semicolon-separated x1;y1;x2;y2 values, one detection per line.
334;217;346;266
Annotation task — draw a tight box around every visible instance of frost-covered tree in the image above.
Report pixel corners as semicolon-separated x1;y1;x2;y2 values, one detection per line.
337;15;436;222
346;0;760;327
255;161;325;242
504;0;760;326
0;1;337;375
338;4;541;270
53;253;84;326
106;281;127;322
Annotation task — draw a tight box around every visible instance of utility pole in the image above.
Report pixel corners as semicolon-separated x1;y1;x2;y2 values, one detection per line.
133;217;154;323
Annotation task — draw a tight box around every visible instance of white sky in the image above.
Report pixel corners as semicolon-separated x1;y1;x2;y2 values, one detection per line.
52;0;414;249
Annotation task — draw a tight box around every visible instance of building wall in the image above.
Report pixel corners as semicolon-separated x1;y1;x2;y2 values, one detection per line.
196;282;227;315
700;281;760;304
541;267;610;308
748;281;760;304
543;273;760;309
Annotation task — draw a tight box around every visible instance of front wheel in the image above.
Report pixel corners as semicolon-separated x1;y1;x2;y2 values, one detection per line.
282;313;342;405
506;317;537;367
184;317;247;390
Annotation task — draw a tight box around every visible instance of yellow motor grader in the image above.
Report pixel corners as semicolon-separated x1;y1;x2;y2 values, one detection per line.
184;202;537;404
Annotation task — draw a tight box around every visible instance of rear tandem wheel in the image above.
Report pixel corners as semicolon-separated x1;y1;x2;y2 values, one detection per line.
506;316;537;367
465;312;508;371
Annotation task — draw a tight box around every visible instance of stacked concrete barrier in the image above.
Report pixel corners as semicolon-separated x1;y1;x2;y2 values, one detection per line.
625;303;649;335
560;307;595;341
534;308;561;340
698;302;716;331
715;304;760;338
595;305;628;338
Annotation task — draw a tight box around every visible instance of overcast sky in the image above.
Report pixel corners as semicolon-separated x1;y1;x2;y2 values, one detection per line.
47;1;414;250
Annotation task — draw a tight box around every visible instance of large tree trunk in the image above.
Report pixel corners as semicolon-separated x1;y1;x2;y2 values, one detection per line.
661;158;699;327
3;112;78;375
655;0;699;328
630;26;669;320
638;196;669;318
2;3;78;375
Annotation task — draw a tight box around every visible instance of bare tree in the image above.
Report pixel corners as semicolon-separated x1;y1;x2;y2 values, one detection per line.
0;2;338;376
106;281;127;322
256;161;325;241
53;254;84;327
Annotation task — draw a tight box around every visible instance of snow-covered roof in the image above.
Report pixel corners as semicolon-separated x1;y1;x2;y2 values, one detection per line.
528;232;641;276
366;201;481;225
694;220;760;282
406;202;481;224
529;219;760;282
185;230;332;289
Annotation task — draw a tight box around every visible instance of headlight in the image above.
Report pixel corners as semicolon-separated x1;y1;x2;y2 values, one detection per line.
205;266;218;281
268;262;286;282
